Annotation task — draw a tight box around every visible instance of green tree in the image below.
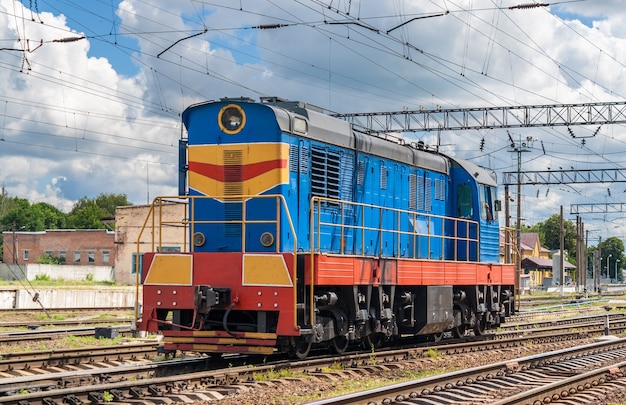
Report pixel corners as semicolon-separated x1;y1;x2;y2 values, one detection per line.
94;193;132;217
67;193;132;229
67;200;107;229
0;198;41;231
0;197;52;262
32;202;66;229
598;237;624;282
527;214;577;262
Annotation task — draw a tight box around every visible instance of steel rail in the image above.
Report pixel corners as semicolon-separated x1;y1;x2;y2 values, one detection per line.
305;339;626;405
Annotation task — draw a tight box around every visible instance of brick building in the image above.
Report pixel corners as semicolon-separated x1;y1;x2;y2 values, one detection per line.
114;202;187;285
2;229;115;266
1;202;186;284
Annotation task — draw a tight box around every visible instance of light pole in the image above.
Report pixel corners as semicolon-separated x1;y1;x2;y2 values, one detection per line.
606;254;612;280
615;259;621;284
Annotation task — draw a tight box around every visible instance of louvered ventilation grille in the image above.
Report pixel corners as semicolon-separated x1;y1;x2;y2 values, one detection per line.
409;174;417;209
380;166;388;190
223;149;242;237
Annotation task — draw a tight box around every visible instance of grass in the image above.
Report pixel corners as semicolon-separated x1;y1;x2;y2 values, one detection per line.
425;348;441;360
1;334;126;354
290;368;457;403
253;367;308;382
0;279;116;287
321;361;344;372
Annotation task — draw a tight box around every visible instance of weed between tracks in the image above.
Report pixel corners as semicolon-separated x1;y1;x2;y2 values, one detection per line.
1;334;127;353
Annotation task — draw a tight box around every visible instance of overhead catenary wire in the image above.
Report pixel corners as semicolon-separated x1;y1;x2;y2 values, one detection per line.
2;0;626;238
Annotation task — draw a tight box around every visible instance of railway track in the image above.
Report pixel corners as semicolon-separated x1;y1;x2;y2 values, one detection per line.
0;325;134;345
0;342;158;378
2;310;613;379
0;335;596;405
1;307;625;404
0;317;134;329
308;338;626;404
0;318;608;405
0;306;136;345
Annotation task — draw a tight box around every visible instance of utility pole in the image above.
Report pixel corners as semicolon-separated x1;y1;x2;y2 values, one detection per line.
585;229;590;294
597;236;602;293
508;132;532;301
504;185;512;264
560;206;564;297
576;216;585;291
12;221;17;264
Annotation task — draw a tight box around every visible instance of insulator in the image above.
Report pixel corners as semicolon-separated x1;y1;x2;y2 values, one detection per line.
592;126;601;136
509;3;549;10
568;127;575;138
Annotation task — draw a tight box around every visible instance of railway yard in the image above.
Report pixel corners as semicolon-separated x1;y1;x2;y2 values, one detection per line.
1;295;626;404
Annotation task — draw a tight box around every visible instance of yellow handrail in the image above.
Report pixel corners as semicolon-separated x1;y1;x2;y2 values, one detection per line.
135;194;299;331
309;196;480;260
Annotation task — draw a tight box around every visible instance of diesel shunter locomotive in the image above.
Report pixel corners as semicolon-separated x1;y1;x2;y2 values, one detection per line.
137;96;516;358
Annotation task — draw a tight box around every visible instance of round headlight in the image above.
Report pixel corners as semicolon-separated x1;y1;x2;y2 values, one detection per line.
260;232;275;247
218;104;246;134
193;232;206;247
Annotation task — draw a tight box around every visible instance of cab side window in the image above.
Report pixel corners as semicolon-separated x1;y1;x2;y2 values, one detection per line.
479;185;497;221
457;183;473;217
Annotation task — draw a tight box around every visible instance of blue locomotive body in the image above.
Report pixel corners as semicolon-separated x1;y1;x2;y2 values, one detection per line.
138;97;514;357
180;97;500;261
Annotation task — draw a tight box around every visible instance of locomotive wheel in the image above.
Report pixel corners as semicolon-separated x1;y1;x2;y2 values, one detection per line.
473;316;487;336
361;333;384;350
329;335;349;354
431;332;444;343
453;324;466;338
288;337;312;359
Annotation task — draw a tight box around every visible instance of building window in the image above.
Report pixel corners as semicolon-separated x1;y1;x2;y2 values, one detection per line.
102;250;110;264
59;251;67;264
23;250;29;261
158;246;181;252
73;251;81;264
45;250;53;257
132;253;143;275
88;251;95;264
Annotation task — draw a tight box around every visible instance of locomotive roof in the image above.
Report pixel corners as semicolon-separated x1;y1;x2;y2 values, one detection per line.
183;97;495;180
449;156;497;187
261;98;450;175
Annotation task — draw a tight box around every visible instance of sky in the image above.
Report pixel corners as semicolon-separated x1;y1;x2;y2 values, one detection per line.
1;0;626;244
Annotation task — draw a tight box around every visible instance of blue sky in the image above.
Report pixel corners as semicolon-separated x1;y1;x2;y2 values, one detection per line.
18;0;139;75
3;0;626;242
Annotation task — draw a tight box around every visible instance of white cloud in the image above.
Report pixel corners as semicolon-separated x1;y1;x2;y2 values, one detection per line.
0;0;626;240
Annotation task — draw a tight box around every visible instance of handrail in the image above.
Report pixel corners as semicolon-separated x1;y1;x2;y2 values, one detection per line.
134;201;157;326
501;226;517;265
135;194;299;331
310;196;480;261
